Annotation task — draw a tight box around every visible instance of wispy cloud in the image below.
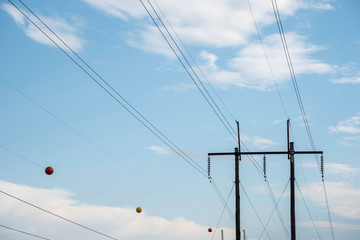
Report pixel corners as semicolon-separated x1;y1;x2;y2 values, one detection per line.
242;134;279;150
303;162;360;179
0;180;233;240
329;114;360;134
194;33;332;90
156;83;196;93
301;181;360;219
332;75;360;84
81;0;334;52
331;64;360;84
148;146;173;155
79;0;334;90
2;3;85;51
299;221;360;231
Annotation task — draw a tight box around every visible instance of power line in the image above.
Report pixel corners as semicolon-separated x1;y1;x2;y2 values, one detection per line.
0;224;51;240
9;0;207;178
245;0;289;118
270;1;336;239
210;182;235;240
6;1;244;227
0;76;213;220
240;181;272;240
140;0;238;142
152;0;238;125
0;189;120;240
209;177;236;223
296;181;322;240
258;179;290;240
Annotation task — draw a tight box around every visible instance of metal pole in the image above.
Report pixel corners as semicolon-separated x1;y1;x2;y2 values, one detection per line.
221;229;224;240
287;119;290;159
289;142;296;240
235;147;241;240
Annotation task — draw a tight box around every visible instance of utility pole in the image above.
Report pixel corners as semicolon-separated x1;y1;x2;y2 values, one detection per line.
208;121;242;240
208;119;323;240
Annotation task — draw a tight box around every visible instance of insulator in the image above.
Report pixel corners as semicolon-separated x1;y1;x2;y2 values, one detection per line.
207;156;211;178
321;155;324;179
263;155;267;179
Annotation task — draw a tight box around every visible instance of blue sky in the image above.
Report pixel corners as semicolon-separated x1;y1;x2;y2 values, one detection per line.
0;0;359;239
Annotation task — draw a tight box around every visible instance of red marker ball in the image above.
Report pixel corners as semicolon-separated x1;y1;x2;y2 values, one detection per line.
45;167;54;175
208;228;212;232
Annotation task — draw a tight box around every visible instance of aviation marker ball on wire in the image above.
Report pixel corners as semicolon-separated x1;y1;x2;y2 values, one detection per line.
136;207;142;213
45;166;54;175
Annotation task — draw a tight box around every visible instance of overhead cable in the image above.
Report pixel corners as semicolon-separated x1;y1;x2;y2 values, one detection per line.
0;76;213;220
0;224;50;240
140;0;238;142
246;0;289;118
0;189;120;240
210;183;235;240
296;181;322;240
259;179;290;240
240;182;272;240
270;1;336;238
152;0;238;125
10;0;207;177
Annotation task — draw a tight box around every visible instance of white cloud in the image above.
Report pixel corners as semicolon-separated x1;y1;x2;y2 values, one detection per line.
303;162;360;179
0;180;233;240
127;26;175;58
82;0;334;50
81;0;146;20
299;221;360;231
79;0;334;90
2;3;85;51
1;3;25;25
227;33;331;90
329;115;360;134
156;83;196;93
148;146;173;155
194;33;332;90
242;134;279;150
301;181;360;219
332;75;360;84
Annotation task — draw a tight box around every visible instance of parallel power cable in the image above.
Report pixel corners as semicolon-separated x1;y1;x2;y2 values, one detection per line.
210;178;236;223
296;181;322;240
0;189;120;240
152;0;238;125
240;182;272;240
245;0;289;118
270;1;335;238
148;3;270;217
265;178;290;240
138;1;247;225
258;179;290;240
291;131;324;240
140;0;238;142
141;6;290;236
270;0;319;169
10;0;207;177
0;76;213;220
142;4;291;234
210;183;235;240
8;1;238;227
0;224;51;240
144;3;304;239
